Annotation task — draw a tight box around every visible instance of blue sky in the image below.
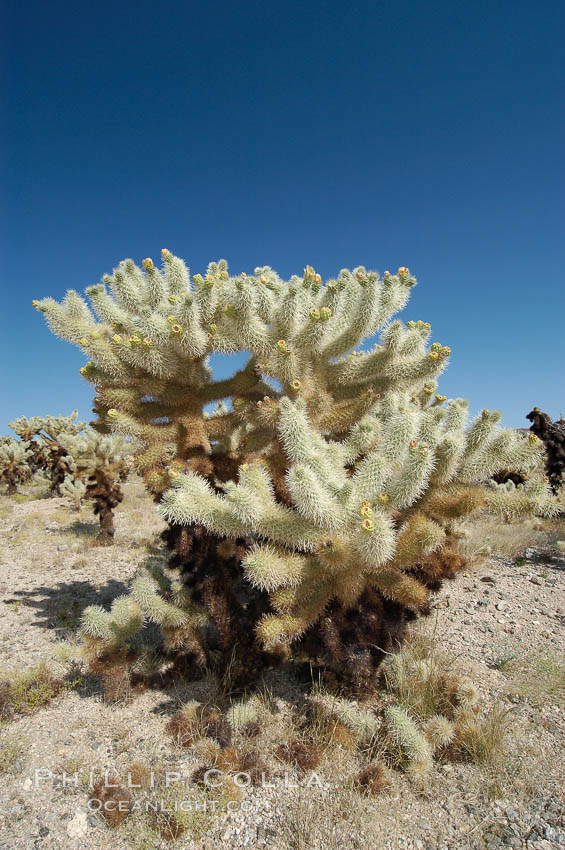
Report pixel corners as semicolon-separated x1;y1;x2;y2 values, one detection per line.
1;0;563;433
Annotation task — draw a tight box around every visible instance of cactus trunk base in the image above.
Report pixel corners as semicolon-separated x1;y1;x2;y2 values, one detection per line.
164;524;462;694
86;469;123;547
164;523;285;691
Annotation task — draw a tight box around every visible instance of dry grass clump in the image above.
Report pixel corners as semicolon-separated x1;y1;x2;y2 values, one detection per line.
0;663;66;719
459;511;565;561
0;734;27;773
276;788;384;850
382;630;479;723
166;701;233;749
88;649;149;704
500;650;565;707
124;760;155;789
441;706;513;767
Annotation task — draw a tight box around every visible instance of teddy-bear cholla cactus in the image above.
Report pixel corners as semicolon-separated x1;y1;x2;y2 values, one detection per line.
0;438;32;494
9;410;87;491
57;430;130;543
34;254;558;689
526;407;565;494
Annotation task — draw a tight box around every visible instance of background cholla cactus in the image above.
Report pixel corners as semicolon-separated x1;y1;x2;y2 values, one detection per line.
526;407;565;494
9;410;87;492
5;412;131;541
57;430;131;543
34;254;560;691
61;475;87;510
0;438;32;494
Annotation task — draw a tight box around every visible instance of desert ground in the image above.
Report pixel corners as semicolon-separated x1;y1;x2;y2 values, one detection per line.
0;478;563;850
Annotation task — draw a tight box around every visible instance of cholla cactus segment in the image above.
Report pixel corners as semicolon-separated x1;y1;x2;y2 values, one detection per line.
0;438;32;493
35;254;561;690
226;699;260;730
384;705;433;779
310;693;381;745
423;715;456;751
61;475;87;510
9;410;86;442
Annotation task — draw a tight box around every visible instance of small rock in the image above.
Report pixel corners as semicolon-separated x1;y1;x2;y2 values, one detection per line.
481;575;496;584
38;826;49;837
66;810;88;840
530;577;543;585
544;825;565;844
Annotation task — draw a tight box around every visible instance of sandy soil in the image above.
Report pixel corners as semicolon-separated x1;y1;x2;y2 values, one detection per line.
0;482;563;850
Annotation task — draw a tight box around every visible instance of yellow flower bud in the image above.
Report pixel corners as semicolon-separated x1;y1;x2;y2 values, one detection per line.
429;351;439;360
377;493;389;505
209;324;218;334
220;270;229;280
309;308;320;322
362;518;375;532
277;339;287;353
32;299;39;308
161;248;171;257
107;409;118;418
79;338;89;347
435;394;447;403
290;380;301;391
398;266;409;278
168;469;179;479
406;320;416;329
360;504;373;518
170;323;183;334
142;257;154;270
168;294;178;304
441;346;451;357
192;273;204;285
409;440;419;448
260;275;268;284
320;307;332;321
314;273;322;286
383;270;391;279
112;334;123;343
